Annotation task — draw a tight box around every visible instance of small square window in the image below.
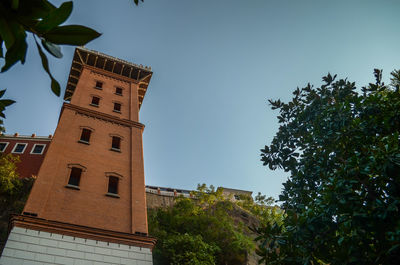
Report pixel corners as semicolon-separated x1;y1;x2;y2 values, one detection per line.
95;81;103;89
80;129;92;143
91;96;100;106
68;167;82;187
12;143;27;154
113;103;121;113
111;136;121;150
108;176;119;194
115;87;123;95
31;144;45;154
0;142;8;152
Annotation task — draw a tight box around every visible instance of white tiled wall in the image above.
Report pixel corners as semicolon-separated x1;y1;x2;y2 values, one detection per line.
0;227;153;265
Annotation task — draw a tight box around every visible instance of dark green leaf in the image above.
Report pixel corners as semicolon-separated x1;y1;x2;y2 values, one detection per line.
11;0;19;10
1;35;27;72
0;90;5;98
0;14;16;49
16;0;56;19
35;1;73;33
41;39;62;58
43;25;101;45
0;99;16;107
0;36;3;58
35;39;61;96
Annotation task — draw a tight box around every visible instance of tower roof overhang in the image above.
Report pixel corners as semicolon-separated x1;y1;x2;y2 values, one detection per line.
64;47;153;109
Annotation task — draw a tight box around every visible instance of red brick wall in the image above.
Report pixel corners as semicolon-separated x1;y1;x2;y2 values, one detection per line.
23;65;148;235
0;137;51;178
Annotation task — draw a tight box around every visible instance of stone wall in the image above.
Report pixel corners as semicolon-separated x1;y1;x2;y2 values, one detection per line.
0;227;152;265
146;192;176;209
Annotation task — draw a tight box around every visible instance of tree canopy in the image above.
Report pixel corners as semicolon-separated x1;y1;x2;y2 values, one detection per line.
148;184;283;265
257;69;400;264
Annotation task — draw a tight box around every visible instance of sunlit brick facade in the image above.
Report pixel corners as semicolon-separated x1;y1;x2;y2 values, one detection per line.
0;47;156;265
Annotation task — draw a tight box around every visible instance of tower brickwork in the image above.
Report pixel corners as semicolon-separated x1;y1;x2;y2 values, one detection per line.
0;47;155;265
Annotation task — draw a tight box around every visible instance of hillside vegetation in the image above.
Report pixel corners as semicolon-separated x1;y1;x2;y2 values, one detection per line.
148;184;283;265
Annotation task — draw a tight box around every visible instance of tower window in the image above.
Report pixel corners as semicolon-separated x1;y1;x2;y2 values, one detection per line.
12;143;27;154
0;142;9;152
68;167;82;187
107;176;119;195
95;81;103;89
111;136;121;151
31;144;46;154
91;96;100;107
79;129;92;144
113;103;121;113
115;87;123;96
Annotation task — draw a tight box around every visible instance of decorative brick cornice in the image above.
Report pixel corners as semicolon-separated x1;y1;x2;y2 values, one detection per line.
62;103;145;130
10;215;156;250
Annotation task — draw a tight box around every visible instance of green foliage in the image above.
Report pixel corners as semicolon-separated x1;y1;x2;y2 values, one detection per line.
257;70;400;264
162;234;219;265
0;89;15;121
149;184;263;265
0;0;101;96
0;160;34;251
0;154;20;195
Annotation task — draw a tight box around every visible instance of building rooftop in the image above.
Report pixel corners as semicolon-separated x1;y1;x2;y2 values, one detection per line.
64;47;153;108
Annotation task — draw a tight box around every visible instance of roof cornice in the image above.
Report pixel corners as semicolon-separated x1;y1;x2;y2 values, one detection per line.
64;47;153;109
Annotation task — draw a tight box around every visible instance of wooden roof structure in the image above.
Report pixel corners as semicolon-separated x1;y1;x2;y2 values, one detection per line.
64;47;153;109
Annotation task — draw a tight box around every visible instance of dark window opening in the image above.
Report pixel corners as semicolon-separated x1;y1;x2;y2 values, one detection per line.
115;87;123;95
32;145;44;154
91;96;100;106
108;176;119;194
112;136;121;150
114;103;121;112
13;144;26;153
0;143;8;152
80;129;91;143
68;167;82;187
95;81;103;89
113;103;121;112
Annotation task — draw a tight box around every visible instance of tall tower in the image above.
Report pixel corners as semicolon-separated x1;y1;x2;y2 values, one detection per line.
0;47;156;265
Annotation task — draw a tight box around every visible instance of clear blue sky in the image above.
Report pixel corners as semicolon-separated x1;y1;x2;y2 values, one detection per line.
2;0;400;200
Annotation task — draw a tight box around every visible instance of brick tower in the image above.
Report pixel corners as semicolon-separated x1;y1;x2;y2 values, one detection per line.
0;47;156;265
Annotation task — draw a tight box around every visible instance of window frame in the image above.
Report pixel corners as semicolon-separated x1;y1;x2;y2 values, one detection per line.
78;127;94;145
110;134;123;152
65;164;87;190
11;143;27;154
113;102;122;113
0;142;9;152
94;80;103;90
105;172;123;198
90;96;101;107
30;144;46;155
111;136;121;151
115;87;123;96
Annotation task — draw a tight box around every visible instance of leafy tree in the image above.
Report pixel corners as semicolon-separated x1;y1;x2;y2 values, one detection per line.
0;0;142;120
162;234;219;265
257;70;400;264
0;154;20;195
149;184;260;265
0;154;34;251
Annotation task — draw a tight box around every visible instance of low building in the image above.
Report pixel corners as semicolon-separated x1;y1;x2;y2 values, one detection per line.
0;133;52;178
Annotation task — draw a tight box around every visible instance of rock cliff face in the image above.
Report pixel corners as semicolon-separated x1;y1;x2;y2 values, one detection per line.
145;191;261;265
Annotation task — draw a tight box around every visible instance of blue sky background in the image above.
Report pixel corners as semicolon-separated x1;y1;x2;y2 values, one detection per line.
2;0;400;200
